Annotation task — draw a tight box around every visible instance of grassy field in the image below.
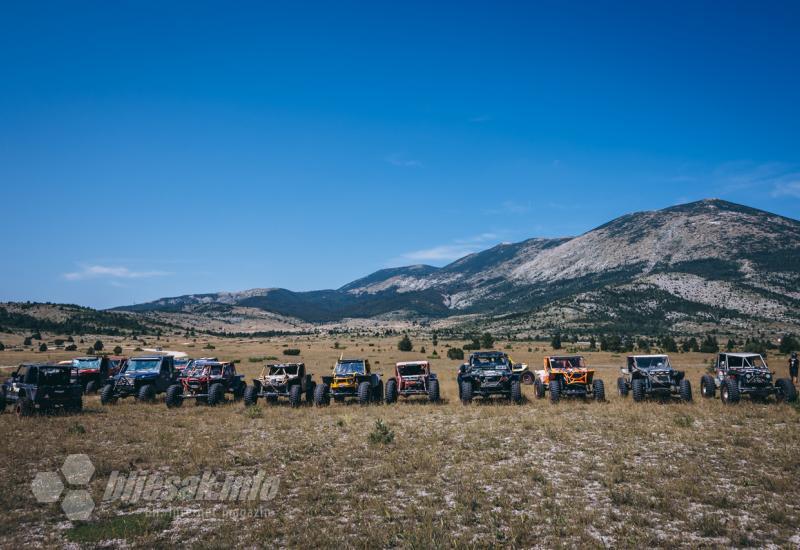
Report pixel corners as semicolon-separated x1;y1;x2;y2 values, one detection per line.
1;334;799;548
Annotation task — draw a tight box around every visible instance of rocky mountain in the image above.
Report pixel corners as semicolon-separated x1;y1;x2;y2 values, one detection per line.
114;199;800;334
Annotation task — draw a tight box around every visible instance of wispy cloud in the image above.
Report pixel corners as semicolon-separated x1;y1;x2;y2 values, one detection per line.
485;200;531;215
64;265;171;281
666;161;800;198
384;153;422;167
397;233;501;263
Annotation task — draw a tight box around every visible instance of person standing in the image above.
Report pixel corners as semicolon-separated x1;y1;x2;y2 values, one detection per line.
790;352;799;386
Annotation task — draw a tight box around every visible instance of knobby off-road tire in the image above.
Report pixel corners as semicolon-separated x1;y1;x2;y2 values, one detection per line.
534;379;545;399
85;380;98;395
510;381;523;404
720;379;740;405
233;383;245;401
679;379;692;402
314;383;330;407
243;385;259;407
373;380;384;404
357;381;372;406
631;379;645;402
549;380;561;404
165;384;183;408
385;379;398;404
137;384;156;403
0;387;6;413
460;380;473;405
207;383;225;406
16;397;33;417
100;384;116;405
617;377;629;397
428;379;440;403
305;381;316;404
289;384;303;408
700;375;716;398
775;378;798;403
593;379;605;402
521;372;534;385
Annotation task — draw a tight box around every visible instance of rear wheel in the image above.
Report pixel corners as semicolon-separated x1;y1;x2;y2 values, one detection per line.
428;379;440;403
289;384;303;408
207;383;225;406
137;384;156;403
776;378;798;403
67;398;83;413
243;385;259;407
357;381;371;405
314;383;330;406
521;371;534;385
534;379;545;399
549;380;561;403
100;384;116;405
617;377;629;397
85;380;98;394
385;379;398;404
720;379;740;405
373;380;384;404
460;380;473;405
631;379;645;402
679;379;692;402
165;384;183;408
510;381;522;404
305;381;316;403
593;379;605;402
700;375;716;398
233;382;245;401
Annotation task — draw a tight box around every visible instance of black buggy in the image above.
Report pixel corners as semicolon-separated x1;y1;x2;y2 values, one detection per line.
617;355;692;402
457;351;523;404
100;355;177;404
700;352;797;404
0;363;83;416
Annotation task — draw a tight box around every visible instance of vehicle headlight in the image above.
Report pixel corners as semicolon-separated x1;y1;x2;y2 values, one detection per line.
766;373;772;380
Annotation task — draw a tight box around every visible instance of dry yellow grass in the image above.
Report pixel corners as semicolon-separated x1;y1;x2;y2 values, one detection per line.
1;334;799;548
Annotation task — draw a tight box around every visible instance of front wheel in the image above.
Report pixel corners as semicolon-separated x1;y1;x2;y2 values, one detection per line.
593;379;605;402
289;384;303;408
679;379;692;402
15;397;33;417
775;378;798;403
137;384;156;403
314;383;330;407
617;377;629;397
207;383;225;406
510;381;522;404
100;384;116;405
700;375;716;398
631;379;645;402
428;379;440;403
357;381;371;406
460;380;473;405
549;380;561;404
243;385;259;407
165;384;183;408
85;380;98;395
385;379;398;404
720;379;740;405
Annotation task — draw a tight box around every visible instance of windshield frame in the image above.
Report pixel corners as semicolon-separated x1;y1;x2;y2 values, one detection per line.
335;361;365;376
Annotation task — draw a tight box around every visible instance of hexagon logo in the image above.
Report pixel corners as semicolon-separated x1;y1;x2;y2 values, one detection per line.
30;454;96;520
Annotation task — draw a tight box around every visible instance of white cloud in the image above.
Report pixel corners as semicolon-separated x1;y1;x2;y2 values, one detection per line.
397;233;502;263
771;180;800;198
384;153;422;167
64;265;171;281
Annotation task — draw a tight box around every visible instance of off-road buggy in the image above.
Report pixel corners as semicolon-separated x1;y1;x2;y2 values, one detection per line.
700;352;797;404
100;355;177;404
71;356;111;394
0;363;83;416
313;357;383;406
457;351;523;404
165;360;246;407
385;361;440;403
617;355;691;402
242;363;316;408
533;355;604;403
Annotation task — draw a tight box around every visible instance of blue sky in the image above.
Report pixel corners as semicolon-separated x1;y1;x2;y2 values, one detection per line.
1;1;799;308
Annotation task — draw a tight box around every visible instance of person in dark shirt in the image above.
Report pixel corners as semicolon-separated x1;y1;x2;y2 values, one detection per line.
790;352;799;385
